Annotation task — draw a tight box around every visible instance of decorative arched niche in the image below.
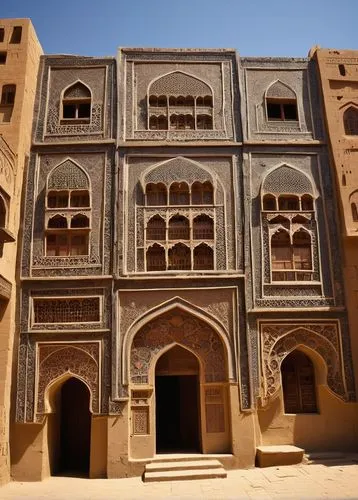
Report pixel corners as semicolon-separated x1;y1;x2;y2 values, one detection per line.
130;308;228;385
260;323;348;407
36;342;101;421
147;71;214;130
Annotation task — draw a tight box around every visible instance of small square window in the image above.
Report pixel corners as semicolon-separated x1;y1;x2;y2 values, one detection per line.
267;102;281;119
0;52;6;64
0;28;4;43
10;26;22;44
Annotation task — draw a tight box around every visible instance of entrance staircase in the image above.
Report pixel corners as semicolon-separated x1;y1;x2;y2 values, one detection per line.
143;456;227;482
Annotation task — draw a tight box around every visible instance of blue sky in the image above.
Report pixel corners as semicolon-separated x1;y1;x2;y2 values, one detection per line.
2;0;357;57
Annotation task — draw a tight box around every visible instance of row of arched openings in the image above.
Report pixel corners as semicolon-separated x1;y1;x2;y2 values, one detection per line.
147;214;214;241
148;92;213;130
146;181;213;206
147;242;213;271
45;180;91;257
263;194;314;211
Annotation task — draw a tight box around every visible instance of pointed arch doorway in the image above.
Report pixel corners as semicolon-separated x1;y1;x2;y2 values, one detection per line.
155;345;201;453
48;377;91;476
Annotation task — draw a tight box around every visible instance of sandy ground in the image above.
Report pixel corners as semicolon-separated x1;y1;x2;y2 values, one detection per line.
1;462;358;499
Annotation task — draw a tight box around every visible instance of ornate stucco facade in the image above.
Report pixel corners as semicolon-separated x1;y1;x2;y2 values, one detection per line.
0;18;42;484
7;45;358;482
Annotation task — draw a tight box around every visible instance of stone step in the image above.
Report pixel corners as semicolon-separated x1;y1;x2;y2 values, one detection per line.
304;451;358;465
256;445;305;468
143;467;227;482
149;453;233;463
146;459;223;473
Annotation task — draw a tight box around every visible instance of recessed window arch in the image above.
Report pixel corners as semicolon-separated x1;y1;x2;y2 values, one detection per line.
193;215;214;240
45;160;91;257
281;350;317;414
146;215;166;240
168;243;191;270
301;194;314;211
349;191;358;222
278;195;299;211
271;228;312;281
70;214;89;228
146;183;167;206
168;215;190;240
265;81;298;122
61;82;92;124
191;181;214;205
169;182;190;205
48;215;67;229
194;243;214;270
0;84;16;122
147;71;213;131
146;244;166;271
262;194;277;211
343;106;358;135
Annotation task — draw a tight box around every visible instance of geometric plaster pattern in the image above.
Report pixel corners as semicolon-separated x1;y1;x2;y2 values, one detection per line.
266;81;296;99
131;309;226;384
263;166;314;195
261;323;347;404
149;71;211;96
36;343;100;417
143;157;214;186
48;160;89;189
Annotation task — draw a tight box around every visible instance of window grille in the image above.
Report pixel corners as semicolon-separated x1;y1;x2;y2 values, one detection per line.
33;297;100;323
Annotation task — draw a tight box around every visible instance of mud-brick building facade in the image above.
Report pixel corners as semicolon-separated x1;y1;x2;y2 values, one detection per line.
314;48;358;413
0;19;42;484
11;47;358;481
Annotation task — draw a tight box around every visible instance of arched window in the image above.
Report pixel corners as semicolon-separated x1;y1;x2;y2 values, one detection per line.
70;214;89;228
148;72;213;131
301;194;314;211
146;183;167;206
266;81;298;121
168;243;191;270
352;203;358;222
271;230;291;281
192;181;213;205
349;191;358;222
197;115;212;130
146;244;166;271
168;215;190;240
194;243;213;270
70;190;90;208
0;84;16;122
262;194;277;211
169;182;190;205
48;215;67;229
281;350;317;413
146;216;166;240
343;107;358;135
193;215;214;239
271;229;312;281
278;195;299;211
62;82;91;124
0;195;6;228
45;160;91;257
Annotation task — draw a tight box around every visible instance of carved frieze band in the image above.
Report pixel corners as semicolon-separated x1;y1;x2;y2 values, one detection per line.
261;323;348;405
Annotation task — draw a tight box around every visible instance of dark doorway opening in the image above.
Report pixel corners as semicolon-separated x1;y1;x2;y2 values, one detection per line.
59;378;91;475
156;372;200;452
